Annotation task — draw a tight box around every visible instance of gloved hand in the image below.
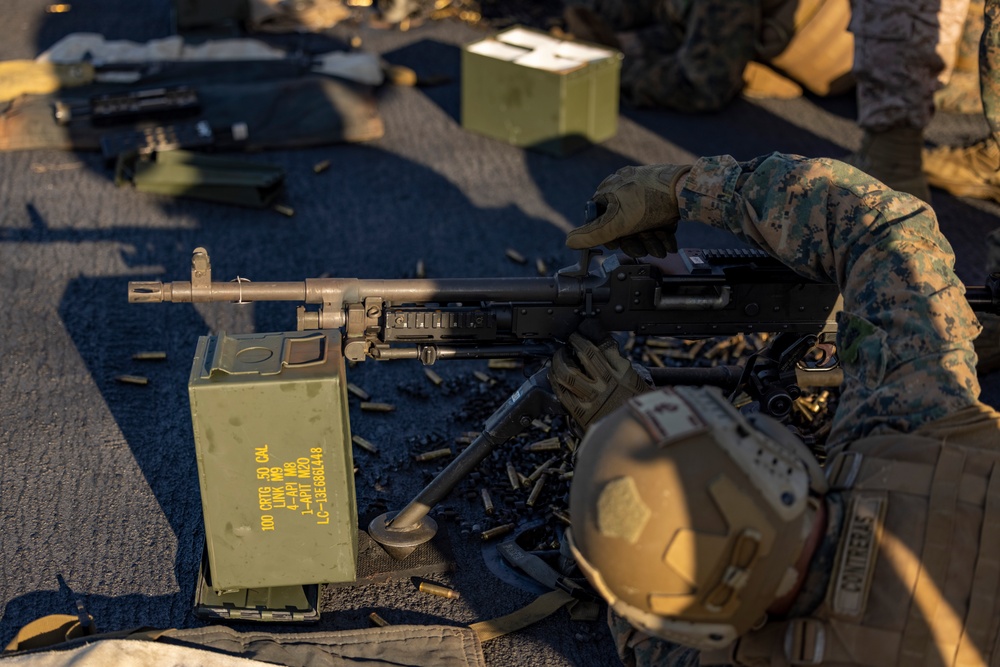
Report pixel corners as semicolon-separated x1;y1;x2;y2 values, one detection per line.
566;164;692;258
549;333;651;430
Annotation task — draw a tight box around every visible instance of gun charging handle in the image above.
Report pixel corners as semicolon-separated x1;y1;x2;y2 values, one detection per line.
368;368;563;560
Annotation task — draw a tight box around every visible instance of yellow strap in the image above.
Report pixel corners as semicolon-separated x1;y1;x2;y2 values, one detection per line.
469;589;574;642
955;462;1000;666
4;619;169;654
898;447;965;666
3;615;83;652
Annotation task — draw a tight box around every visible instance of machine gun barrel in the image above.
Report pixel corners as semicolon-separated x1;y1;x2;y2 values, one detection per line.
129;277;566;305
128;247;852;364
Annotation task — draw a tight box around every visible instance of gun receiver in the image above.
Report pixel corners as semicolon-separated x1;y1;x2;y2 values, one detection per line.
129;246;844;363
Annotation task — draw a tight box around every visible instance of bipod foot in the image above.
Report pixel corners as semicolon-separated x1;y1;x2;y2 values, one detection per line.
368;511;438;561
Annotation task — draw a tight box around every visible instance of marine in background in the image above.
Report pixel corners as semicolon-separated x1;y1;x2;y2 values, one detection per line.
845;0;982;202
921;0;1000;204
562;0;855;112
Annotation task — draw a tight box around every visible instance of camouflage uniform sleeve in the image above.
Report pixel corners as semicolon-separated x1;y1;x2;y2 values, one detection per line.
608;608;703;667
677;152;983;451
622;0;758;112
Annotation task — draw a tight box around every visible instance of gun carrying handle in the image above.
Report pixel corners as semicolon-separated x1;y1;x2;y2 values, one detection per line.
559;248;602;278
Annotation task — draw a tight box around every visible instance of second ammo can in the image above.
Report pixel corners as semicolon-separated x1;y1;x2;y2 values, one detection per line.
188;331;357;590
461;26;623;156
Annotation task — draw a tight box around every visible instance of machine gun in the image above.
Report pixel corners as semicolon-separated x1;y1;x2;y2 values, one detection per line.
129;245;843;361
127;248;1000;564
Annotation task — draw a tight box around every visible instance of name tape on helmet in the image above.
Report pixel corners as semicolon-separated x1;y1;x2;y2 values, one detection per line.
630;390;709;446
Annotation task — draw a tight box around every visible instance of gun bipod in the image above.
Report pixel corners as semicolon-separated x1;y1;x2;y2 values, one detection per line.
368;368;563;560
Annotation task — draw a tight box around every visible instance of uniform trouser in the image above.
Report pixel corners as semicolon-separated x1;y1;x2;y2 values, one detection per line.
982;0;1000;143
852;0;971;131
982;1;1000;277
570;0;761;112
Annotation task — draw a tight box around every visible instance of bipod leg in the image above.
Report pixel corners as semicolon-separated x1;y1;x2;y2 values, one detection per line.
368;368;563;560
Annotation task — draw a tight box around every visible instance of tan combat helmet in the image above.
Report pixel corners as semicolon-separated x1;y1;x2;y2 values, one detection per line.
567;386;826;650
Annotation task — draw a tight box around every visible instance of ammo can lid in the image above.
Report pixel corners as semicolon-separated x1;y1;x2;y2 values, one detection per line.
198;331;330;379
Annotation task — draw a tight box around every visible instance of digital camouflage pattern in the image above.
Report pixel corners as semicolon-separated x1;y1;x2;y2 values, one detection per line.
920;0;1000;201
983;0;1000;140
569;0;767;112
677;153;982;451
934;0;985;114
607;609;700;667
852;0;971;131
593;154;994;667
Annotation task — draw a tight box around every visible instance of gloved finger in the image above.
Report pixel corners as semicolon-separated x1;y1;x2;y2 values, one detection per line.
636;230;669;258
660;228;678;254
549;347;598;400
594;166;636;196
618;234;650;258
566;194;621;249
597;338;631;374
593;169;626;195
569;333;616;385
552;379;599;408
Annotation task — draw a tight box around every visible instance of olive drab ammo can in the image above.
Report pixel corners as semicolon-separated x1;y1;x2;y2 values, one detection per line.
461;26;623;156
188;331;357;591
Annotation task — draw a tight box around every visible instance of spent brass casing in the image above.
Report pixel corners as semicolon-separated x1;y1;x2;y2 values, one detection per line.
526;476;546;507
352;435;379;454
361;402;396;413
414;447;452;462
481;488;494;515
524;437;561;452
423;368;443;386
116;375;148;386
312;159;331;174
505;248;527;264
347;383;371;400
525;456;557;486
530;419;551;433
480;523;515;541
132;351;167;361
506;463;520;491
368;611;390;627
419;581;460;599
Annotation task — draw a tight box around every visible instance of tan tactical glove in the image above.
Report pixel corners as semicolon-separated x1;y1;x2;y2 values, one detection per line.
549;333;651;430
566;164;692;258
